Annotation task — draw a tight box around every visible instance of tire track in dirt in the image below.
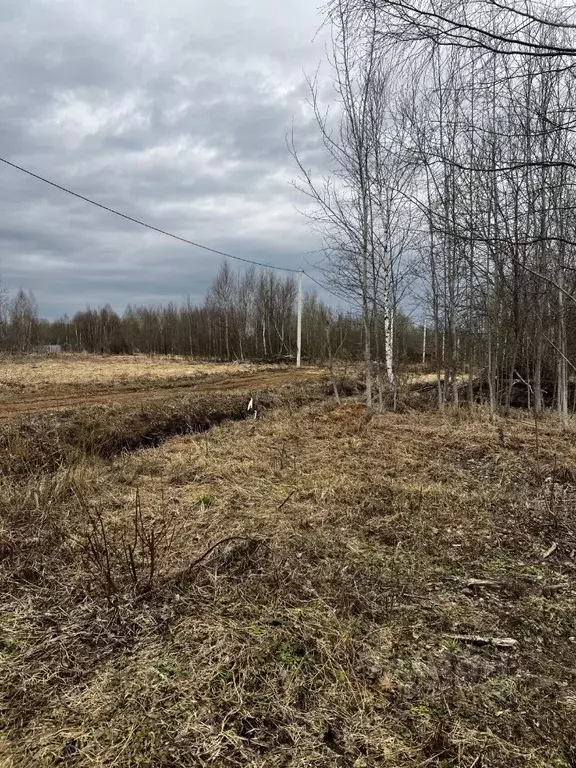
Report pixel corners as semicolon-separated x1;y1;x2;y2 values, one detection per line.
0;369;325;420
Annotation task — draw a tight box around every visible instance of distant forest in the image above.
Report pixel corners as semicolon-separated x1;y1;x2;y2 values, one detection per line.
0;263;424;363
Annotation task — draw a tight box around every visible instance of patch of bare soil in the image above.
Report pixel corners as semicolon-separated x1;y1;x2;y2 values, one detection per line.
0;366;325;419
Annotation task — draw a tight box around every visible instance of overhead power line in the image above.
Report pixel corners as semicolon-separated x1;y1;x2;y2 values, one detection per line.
0;156;360;304
303;270;351;304
0;156;301;274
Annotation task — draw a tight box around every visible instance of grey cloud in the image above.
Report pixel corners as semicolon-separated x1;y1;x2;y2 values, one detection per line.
0;0;331;319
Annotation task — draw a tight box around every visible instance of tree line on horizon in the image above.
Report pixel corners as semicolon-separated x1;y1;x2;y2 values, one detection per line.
0;263;424;364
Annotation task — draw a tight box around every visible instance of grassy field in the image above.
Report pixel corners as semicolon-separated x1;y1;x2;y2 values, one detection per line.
1;358;576;766
0;354;263;389
0;355;325;418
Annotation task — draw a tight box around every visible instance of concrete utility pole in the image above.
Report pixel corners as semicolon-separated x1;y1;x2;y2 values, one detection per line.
296;270;303;368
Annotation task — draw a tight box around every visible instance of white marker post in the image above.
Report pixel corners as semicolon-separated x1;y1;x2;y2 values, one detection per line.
422;323;427;365
296;270;303;368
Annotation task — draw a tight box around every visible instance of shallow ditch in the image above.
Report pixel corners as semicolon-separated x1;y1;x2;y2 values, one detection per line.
0;379;356;475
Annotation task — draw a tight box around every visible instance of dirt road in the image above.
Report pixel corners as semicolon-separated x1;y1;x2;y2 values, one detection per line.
0;368;325;419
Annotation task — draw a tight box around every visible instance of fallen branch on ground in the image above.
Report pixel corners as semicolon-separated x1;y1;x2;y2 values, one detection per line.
446;634;518;648
543;542;558;559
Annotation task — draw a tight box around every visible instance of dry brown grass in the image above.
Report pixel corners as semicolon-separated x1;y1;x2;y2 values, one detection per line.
0;355;327;419
1;389;576;766
0;354;264;390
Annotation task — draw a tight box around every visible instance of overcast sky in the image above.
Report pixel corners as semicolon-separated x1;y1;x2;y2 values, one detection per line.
0;0;330;319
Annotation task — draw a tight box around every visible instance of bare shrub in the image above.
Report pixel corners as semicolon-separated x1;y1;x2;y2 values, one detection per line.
81;490;177;602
